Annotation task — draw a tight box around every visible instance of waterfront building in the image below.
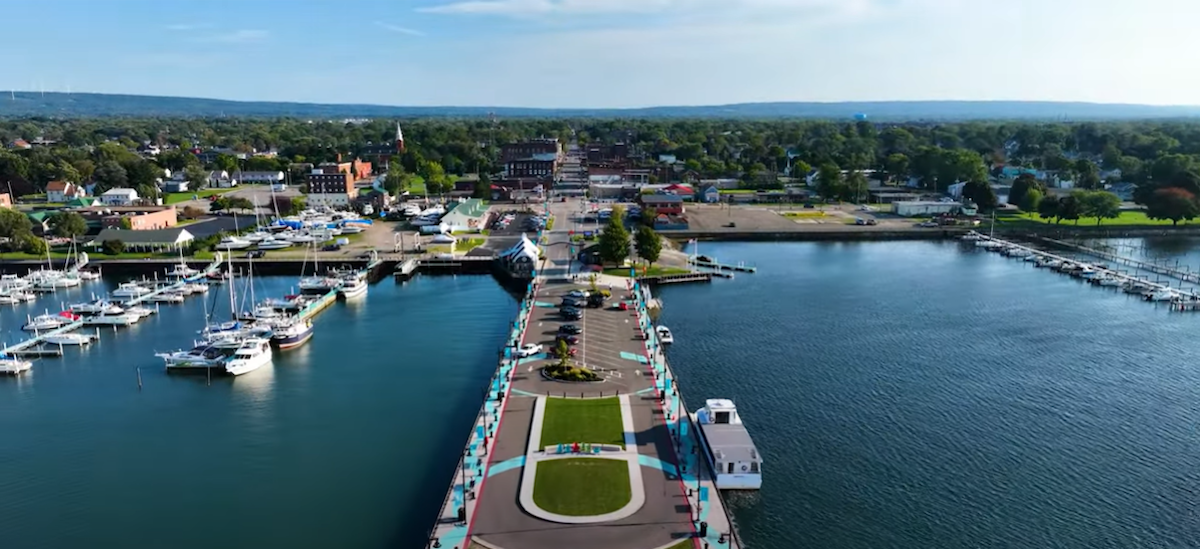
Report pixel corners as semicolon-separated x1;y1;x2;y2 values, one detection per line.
497;234;539;279
77;205;178;230
89;227;194;251
895;201;962;216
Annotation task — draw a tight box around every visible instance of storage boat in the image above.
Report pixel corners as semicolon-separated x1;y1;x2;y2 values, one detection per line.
691;399;762;490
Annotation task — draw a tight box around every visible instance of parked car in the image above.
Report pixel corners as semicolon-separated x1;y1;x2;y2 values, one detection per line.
558;324;582;335
566;290;589;298
245;250;266;259
561;308;583;320
587;294;607;308
516;343;543;358
322;244;341;251
561;298;585;308
556;335;580;345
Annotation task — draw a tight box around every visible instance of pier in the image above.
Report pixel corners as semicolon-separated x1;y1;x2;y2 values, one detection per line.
1;254;225;357
1034;236;1200;286
427;202;741;549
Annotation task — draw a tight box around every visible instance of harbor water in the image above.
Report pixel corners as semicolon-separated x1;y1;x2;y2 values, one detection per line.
658;240;1200;549
0;275;518;549
2;239;1199;549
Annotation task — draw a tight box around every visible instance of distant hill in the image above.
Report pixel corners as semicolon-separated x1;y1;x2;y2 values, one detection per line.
1;92;1199;120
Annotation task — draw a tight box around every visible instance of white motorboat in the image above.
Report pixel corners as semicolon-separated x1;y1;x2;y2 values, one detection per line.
960;232;981;241
111;282;152;299
691;399;762;490
338;275;368;299
256;238;292;250
166;263;200;278
1146;289;1177;302
225;338;272;376
216;236;253;250
31;272;81;290
0;355;33;375
271;318;314;349
286;233;316;244
10;291;35;302
184;283;210;294
147;292;185;303
69;300;125;315
339;224;365;234
0;274;29;291
238;304;282;322
44;332;96;346
84;312;141;326
1096;275;1122;287
125;305;156;318
298;276;341;293
656;326;674;344
23;312;79;331
159;343;230;371
1078;268;1099;280
0;294;20;305
243;231;271;243
77;270;101;281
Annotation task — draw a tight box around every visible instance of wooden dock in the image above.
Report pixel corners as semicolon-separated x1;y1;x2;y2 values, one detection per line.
639;272;713;285
1036;236;1200;285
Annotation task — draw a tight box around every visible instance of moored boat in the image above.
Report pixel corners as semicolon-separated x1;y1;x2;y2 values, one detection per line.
0;354;33;375
271;318;314;349
691;399;762;490
225;338;272;376
44;332;96;346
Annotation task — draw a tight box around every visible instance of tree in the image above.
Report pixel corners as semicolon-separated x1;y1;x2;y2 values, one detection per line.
92;161;128;195
47;211;87;238
596;206;630;267
1074;159;1101;190
118;217;133;230
0;207;32;237
816;162;843;201
962;180;998;211
214;154;238;173
1145;187;1200;226
845;171;870;203
1077;190;1121;225
102;239;125;255
1009;173;1043;211
473;177;491;199
272;195;304;217
180;205;205;219
884;153;909;184
54;160;81;184
1021;188;1043;213
1038;195;1060;223
20;234;47;256
634;226;662;268
790;159;811;178
420;160;449;196
184;165;209;190
1057;194;1083;225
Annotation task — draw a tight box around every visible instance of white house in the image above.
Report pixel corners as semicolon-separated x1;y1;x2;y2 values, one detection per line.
46;181;85;203
101;188;139;206
208;170;238;188
232;171;285;184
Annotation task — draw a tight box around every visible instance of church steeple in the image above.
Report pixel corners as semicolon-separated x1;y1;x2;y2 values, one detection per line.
396;122;405;153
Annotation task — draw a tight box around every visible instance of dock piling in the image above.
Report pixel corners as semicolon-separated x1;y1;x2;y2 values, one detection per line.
136;367;142;391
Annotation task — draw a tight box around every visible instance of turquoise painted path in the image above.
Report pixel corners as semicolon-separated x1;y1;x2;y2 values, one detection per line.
535;301;556;308
486;456;526;478
619;351;649;364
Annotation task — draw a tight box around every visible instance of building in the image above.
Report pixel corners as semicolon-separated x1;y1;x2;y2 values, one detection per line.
77;205;178;230
440;199;489;232
662;184;695;200
0;193;11;208
306;169;354;208
46;181;85;203
701;186;721;203
895;201;962;217
586;143;628;163
163;181;190;193
502;139;561;179
232;171;285;184
640;193;686;215
354;189;392;213
101;188;139;206
90;227;194;252
315;158;372;181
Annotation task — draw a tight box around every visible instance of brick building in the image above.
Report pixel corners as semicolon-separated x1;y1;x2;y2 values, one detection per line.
77;205;178;230
306;169;354;208
502;139;561;179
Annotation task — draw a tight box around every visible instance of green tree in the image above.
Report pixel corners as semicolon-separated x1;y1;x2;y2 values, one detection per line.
184;165;209;190
1074;159;1101;190
0;208;32;237
102;239;125;255
884;153;909;184
1008;173;1043;210
634;225;662;268
816;162;843;201
20;234;47;256
1145;187;1199;226
596;206;630;267
92;161;128;195
1021;188;1043;213
54;160;81;184
47;211;87;238
962;180;998;211
1058;194;1083;224
473;174;491;199
1076;190;1121;225
383;167;407;195
420;160;449;196
118;217;133;230
214;154;238;173
790;159;812;179
845;171;870;203
1037;196;1060;223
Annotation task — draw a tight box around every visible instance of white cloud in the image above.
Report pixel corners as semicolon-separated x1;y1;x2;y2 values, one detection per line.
202;29;270;44
375;22;425;36
165;23;209;31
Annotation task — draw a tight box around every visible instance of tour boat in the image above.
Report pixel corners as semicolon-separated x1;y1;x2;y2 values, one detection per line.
111;282;152;299
656;326;674;344
44;332;96;346
224;338;272;376
256;238;292;250
0;355;33;375
216;236;253;250
338;275;368;299
691;399;762;490
271;318;314;349
23;311;79;331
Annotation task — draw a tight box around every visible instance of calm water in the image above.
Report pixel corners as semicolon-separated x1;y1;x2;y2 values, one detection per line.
3;242;1200;549
0;275;518;549
658;241;1200;549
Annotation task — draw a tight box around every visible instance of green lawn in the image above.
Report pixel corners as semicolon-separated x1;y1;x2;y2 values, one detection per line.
405;175;427;195
603;265;692;278
997;210;1183;227
541;397;625;448
718;189;757;194
457;238;486;252
164;188;235;205
782;211;827;218
532;458;631;516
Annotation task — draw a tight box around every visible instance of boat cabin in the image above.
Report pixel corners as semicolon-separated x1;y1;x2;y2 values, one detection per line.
697;399;762;481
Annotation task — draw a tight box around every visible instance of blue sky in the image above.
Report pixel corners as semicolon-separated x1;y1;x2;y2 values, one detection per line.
2;0;1198;108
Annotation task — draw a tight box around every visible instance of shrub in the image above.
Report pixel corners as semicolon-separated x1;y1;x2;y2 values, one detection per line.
102;239;125;255
20;234;48;255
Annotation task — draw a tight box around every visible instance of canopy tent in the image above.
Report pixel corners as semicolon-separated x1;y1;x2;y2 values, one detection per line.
500;233;539;263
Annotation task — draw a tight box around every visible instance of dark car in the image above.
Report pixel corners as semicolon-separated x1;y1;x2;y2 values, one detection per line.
560;308;583;320
556;335;580;345
561;297;585;308
322;244;341;251
586;294;607;308
245;250;266;259
558;324;582;335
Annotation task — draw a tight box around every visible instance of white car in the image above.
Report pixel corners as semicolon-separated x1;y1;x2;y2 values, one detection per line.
517;343;544;358
566;290;589;298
